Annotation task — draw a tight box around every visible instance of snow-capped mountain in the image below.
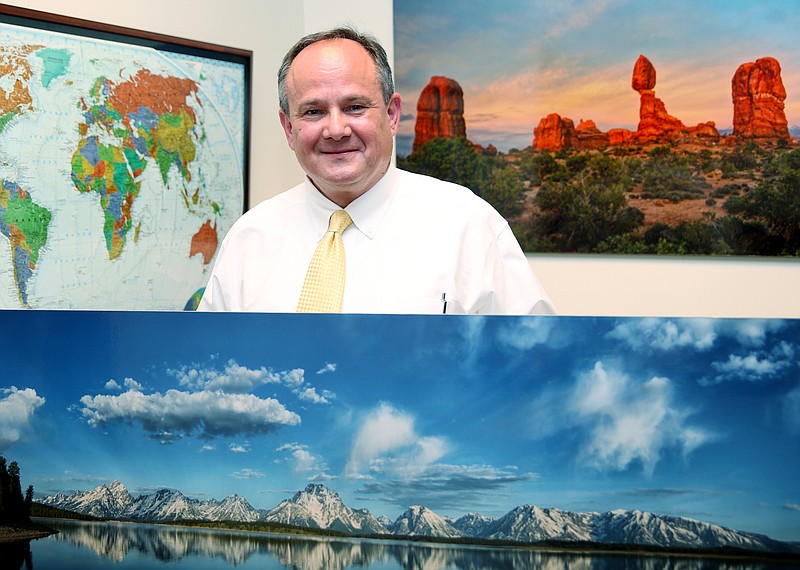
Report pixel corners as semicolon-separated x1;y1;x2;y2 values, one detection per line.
40;480;262;522
41;480;135;519
263;484;387;535
592;509;787;552
389;505;462;538
485;504;595;542
40;481;795;553
451;512;497;538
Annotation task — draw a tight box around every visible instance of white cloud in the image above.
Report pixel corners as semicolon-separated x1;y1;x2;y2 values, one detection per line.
345;403;450;478
720;319;787;347
497;317;554;350
317;363;337;374
105;379;121;391
702;341;796;386
230;468;264;479
570;362;711;474
0;387;45;449
171;359;287;393
608;318;717;351
276;442;326;474
170;359;334;404
124;378;143;391
299;387;331;404
80;388;300;442
229;443;249;453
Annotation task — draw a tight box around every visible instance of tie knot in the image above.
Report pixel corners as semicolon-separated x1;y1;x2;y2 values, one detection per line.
328;210;352;234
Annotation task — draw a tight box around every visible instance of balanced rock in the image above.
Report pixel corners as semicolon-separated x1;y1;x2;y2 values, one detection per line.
631;54;656;92
637;90;686;143
731;57;790;140
412;76;466;152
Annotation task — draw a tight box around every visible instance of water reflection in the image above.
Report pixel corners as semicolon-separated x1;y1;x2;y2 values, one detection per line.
0;540;33;570
21;519;787;570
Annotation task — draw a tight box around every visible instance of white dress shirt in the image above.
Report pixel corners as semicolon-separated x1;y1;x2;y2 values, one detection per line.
198;166;554;314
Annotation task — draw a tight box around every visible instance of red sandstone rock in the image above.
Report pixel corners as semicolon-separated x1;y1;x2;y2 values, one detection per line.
691;121;721;140
575;119;610;149
533;113;577;151
732;57;790;140
636;90;685;143
632;54;656;92
608;128;636;145
412;76;467;152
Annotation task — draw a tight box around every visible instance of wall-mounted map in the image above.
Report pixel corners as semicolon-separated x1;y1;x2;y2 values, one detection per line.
0;7;249;309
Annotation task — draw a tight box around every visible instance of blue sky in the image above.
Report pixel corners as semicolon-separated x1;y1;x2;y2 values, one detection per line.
394;0;800;155
0;311;798;542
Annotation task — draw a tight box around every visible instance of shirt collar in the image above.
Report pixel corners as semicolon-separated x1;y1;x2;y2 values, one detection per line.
303;165;398;240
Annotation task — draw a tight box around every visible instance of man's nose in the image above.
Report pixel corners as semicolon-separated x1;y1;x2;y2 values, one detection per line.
323;109;352;140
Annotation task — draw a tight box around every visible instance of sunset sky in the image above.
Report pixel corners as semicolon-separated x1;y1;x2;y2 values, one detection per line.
1;311;798;542
394;0;800;155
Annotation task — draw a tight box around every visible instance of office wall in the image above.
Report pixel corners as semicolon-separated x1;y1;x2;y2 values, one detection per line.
7;0;799;318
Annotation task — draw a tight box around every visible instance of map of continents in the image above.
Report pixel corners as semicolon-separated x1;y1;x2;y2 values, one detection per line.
0;23;245;309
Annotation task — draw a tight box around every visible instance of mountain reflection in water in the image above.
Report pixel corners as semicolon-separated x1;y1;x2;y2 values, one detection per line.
4;519;789;570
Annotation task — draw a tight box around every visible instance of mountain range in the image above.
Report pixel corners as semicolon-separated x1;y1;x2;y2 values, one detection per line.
40;481;796;554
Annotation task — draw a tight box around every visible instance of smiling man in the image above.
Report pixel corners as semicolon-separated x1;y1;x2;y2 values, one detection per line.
198;27;554;315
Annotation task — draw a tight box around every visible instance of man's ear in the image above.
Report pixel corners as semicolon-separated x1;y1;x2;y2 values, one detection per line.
387;93;402;136
279;109;296;150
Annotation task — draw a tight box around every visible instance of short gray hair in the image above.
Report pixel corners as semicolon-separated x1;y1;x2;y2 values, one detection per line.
278;26;394;115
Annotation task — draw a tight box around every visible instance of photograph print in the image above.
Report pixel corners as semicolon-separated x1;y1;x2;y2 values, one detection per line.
394;0;800;257
0;310;798;568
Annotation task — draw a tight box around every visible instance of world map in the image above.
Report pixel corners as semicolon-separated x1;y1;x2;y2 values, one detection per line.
0;21;246;309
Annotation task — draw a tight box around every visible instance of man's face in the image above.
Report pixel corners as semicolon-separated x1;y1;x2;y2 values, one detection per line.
279;39;402;207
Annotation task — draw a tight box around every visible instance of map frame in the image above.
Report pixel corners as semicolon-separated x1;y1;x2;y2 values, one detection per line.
0;3;252;210
0;4;253;310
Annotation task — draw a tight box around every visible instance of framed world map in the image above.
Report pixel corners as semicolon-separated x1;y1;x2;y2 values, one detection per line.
0;5;251;310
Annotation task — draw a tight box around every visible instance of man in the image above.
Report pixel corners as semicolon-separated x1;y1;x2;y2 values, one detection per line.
198;27;554;314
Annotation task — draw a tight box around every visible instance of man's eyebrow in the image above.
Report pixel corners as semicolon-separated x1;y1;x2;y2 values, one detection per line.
296;95;375;111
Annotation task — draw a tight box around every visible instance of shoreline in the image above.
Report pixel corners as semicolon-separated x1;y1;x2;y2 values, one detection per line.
0;524;58;544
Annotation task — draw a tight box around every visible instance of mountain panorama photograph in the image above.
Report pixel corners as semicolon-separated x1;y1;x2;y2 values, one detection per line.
0;310;798;568
394;0;800;256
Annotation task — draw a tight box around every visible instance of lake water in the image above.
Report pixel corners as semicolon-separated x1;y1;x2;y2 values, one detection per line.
0;519;793;569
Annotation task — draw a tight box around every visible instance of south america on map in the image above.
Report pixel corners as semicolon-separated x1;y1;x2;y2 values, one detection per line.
0;21;246;309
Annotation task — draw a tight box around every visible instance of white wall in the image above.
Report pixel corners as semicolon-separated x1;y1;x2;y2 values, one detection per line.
9;0;799;318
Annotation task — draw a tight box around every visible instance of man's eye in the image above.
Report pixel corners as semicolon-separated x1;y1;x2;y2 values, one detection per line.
346;105;366;113
303;109;322;117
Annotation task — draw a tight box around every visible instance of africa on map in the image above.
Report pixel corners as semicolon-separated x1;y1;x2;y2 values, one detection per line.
0;20;246;309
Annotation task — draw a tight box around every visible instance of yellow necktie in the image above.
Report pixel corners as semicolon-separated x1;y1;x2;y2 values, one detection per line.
297;210;353;312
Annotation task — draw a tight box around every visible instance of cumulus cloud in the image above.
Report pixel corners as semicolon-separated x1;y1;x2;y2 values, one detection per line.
170;359;288;393
299;387;333;405
80;388;300;442
0;387;45;449
702;341;796;386
608;318;717;351
722;319;787;347
317;363;336;374
276;442;328;475
569;362;711;474
124;378;143;391
346;403;450;478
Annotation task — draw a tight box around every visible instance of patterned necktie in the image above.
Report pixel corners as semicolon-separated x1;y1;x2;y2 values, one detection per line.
297;210;353;312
